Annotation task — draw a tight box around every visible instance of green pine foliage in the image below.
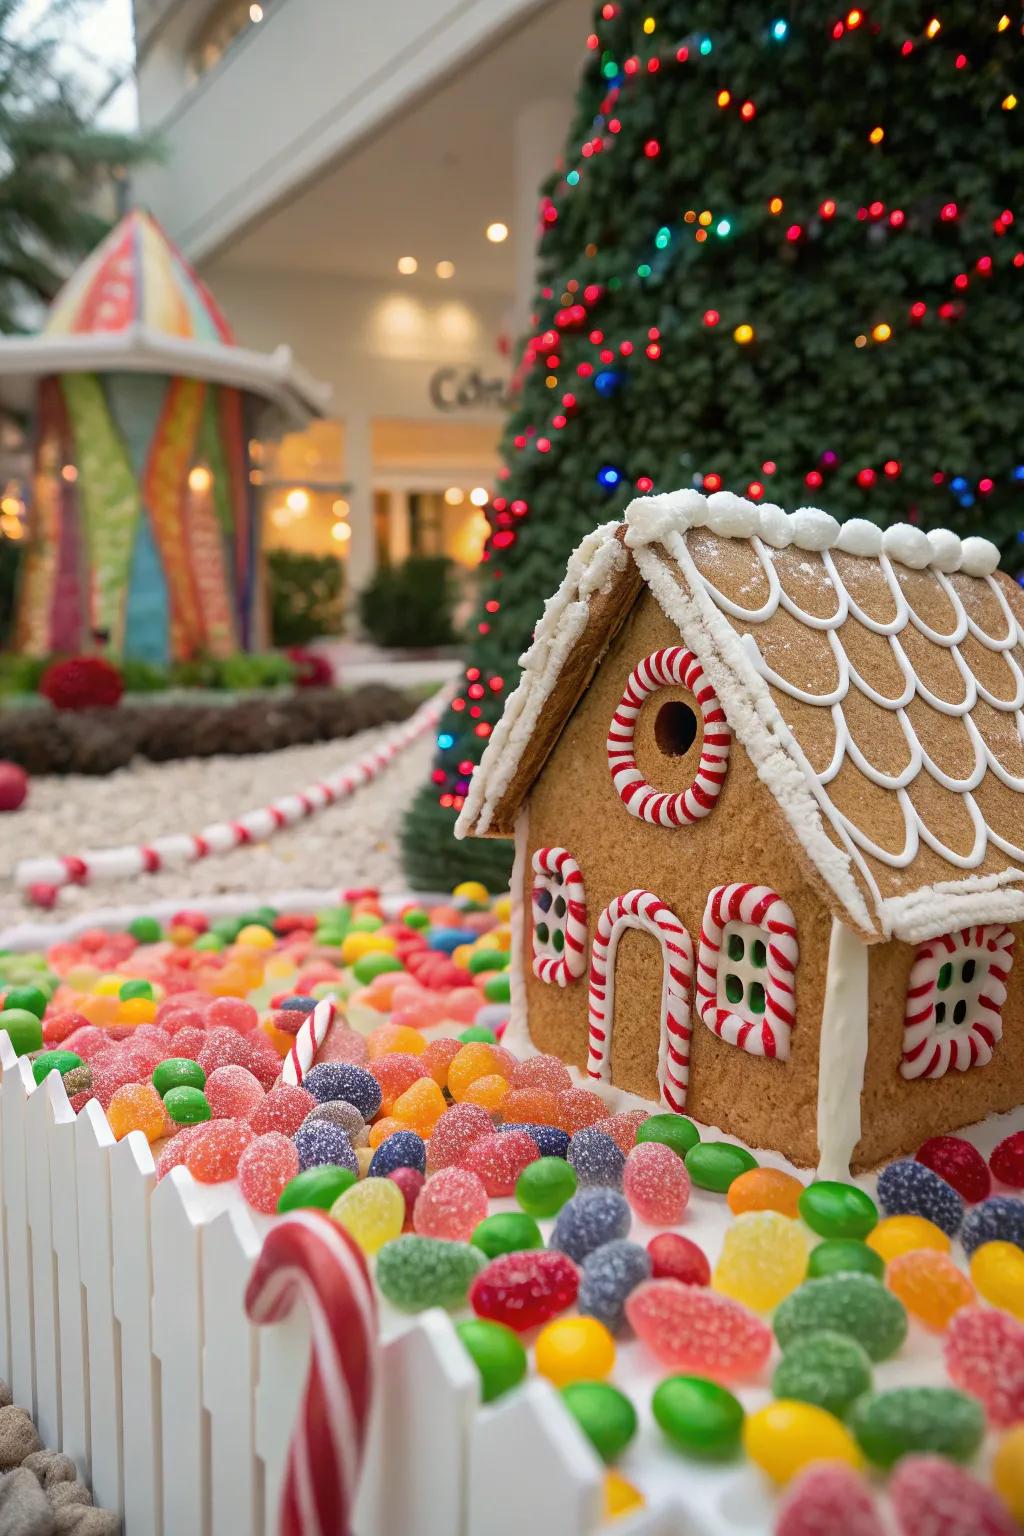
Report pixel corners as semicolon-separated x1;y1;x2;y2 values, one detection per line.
403;0;1024;888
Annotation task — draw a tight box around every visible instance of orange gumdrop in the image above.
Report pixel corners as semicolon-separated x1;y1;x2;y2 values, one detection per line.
556;1087;611;1134
727;1167;805;1219
448;1043;500;1101
369;1116;404;1148
261;1019;295;1057
118;996;158;1026
106;1082;169;1143
463;1073;510;1112
886;1249;976;1330
602;1109;651;1153
367;1023;427;1059
502;1087;560;1126
422;1036;462;1088
210;965;249;998
392;1077;447;1133
80;995;120;1028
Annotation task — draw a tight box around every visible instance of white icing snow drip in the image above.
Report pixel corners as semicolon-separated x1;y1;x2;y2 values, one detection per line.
816;918;870;1178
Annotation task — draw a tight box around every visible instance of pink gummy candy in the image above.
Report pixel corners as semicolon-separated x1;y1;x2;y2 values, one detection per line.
469;1250;580;1331
316;1022;370;1066
186;1119;255;1184
915;1135;991;1203
207;996;258;1034
387;1166;424;1231
444;988;482;1025
413;1167;489;1242
168;1025;207;1061
889;1456;1018;1536
248;1085;315;1137
237;1132;300;1214
556;1087;611;1134
623;1141;691;1224
647;1233;711;1287
603;1109;651;1154
62;1025;111;1061
197;1027;252;1076
205;1064;266;1119
775;1465;883;1536
459;1130;539;1196
157;1004;206;1033
990;1130;1024;1189
426;1103;495;1171
624;1279;772;1380
944;1307;1024;1427
155;1125;203;1182
509;1054;572;1102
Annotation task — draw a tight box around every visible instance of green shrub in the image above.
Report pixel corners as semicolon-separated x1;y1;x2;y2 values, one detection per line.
358;556;460;649
120;657;170;693
268;549;344;646
0;538;20;647
0;650;47;697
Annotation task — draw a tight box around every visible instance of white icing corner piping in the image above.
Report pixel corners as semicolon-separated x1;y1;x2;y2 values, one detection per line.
816;918;869;1178
880;870;1024;944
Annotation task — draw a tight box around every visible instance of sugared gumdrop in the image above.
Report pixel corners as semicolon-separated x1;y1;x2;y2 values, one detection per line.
249;1084;315;1136
204;1064;265;1119
550;1189;631;1265
623;1141;690;1224
568;1128;626;1189
602;1109;650;1155
774;1464;884;1536
556;1087;610;1134
316;1023;370;1066
960;1195;1024;1257
944;1306;1024;1427
368;1129;427;1178
387;1166;424;1230
578;1240;652;1333
292;1120;359;1174
106;1082;168;1143
889;1455;1018;1536
460;1130;538;1196
376;1235;484;1312
426;1103;494;1171
304;1062;382;1119
713;1211;809;1312
876;1159;963;1236
499;1123;570;1159
392;1076;448;1134
886;1250;975;1330
369;1053;425;1112
990;1132;1024;1189
154;1125;202;1181
469;1249;580;1331
421;1036;462;1088
186;1119;255;1183
413;1167;489;1242
625;1279;772;1380
237;1132;300;1214
305;1100;368;1146
647;1233;711;1287
332;1177;405;1255
447;1042;502;1101
501;1088;560;1126
207;996;258;1033
774;1275;907;1362
915;1135;991;1203
509;1053;572;1096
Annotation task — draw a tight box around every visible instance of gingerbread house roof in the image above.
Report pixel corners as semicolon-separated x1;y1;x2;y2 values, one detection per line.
456;492;1024;945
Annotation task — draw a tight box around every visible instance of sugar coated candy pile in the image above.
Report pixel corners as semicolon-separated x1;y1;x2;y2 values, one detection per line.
3;883;1023;1527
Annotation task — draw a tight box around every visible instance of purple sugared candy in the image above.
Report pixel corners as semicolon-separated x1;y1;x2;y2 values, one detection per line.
303;1062;382;1118
960;1194;1024;1257
291;1120;358;1173
469;1249;580;1331
551;1189;631;1264
876;1158;963;1236
944;1306;1024;1428
497;1122;571;1160
578;1239;652;1333
625;1278;772;1380
368;1129;427;1177
889;1454;1018;1536
567;1127;626;1189
775;1463;883;1536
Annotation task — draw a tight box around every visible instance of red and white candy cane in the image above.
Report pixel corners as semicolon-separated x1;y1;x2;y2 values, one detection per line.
281;998;337;1087
587;889;693;1112
695;884;798;1060
606;647;731;826
901;924;1014;1080
245;1210;377;1536
531;846;588;985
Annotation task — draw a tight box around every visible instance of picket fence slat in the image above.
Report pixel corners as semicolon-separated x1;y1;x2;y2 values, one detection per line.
75;1099;124;1514
467;1378;603;1536
0;1033;19;1393
24;1074;63;1450
48;1068;91;1483
203;1205;263;1536
110;1131;162;1535
3;1053;38;1416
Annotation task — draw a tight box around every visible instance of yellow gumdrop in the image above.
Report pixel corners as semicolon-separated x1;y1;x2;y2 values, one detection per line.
235;923;276;949
743;1400;862;1485
355;1145;374;1179
93;973;125;997
535;1316;615;1387
713;1211;810;1311
603;1471;644;1521
118;996;157;1026
462;1073;509;1112
886;1249;975;1330
493;896;512;922
993;1424;1024;1522
451;944;474;970
106;1082;168;1144
260;1018;295;1057
80;995;119;1027
970;1240;1024;1320
340;931;397;965
866;1214;950;1262
392;1077;447;1134
453;880;490;906
448;1042;499;1100
265;955;297;981
331;1176;405;1254
368;1116;404;1149
66;965;100;991
367;1023;427;1059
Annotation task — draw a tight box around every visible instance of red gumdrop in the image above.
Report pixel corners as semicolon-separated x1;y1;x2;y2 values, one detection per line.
126;1040;165;1077
42;1011;90;1046
459;1130;539;1196
509;1053;573;1096
647;1233;711;1287
469;1250;580;1331
268;1008;304;1038
168;1025;207;1061
207;997;258;1034
989;1131;1024;1189
248;1085;315;1136
186;1119;255;1184
205;1064;265;1119
237;1132;300;1214
603;1109;651;1154
889;1455;1018;1536
915;1135;992;1203
370;1053;427;1112
556;1087;611;1134
625;1279;771;1380
775;1464;884;1536
172;908;208;933
155;1125;204;1181
413;1167;489;1242
388;1166;425;1231
623;1141;691;1224
69;1090;92;1114
944;1307;1024;1427
157;1002;206;1032
91;1057;144;1109
426;1104;494;1171
62;1026;110;1061
133;1026;174;1055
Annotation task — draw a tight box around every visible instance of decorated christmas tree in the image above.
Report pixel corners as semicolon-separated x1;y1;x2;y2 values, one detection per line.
403;0;1024;888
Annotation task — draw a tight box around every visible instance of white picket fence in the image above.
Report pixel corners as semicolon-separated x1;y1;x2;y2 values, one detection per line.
0;1031;674;1536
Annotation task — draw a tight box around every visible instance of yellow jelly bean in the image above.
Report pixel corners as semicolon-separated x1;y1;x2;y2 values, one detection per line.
535;1317;615;1388
234;923;276;949
331;1177;405;1254
493;896;512;922
93;974;125;997
743;1400;862;1484
603;1471;644;1521
264;955;296;980
453;880;490;905
970;1241;1024;1320
866;1214;950;1262
451;944;474;970
993;1424;1024;1522
713;1211;809;1311
340;931;397;965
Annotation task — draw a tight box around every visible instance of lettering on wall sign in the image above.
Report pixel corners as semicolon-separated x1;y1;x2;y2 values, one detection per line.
429;368;511;413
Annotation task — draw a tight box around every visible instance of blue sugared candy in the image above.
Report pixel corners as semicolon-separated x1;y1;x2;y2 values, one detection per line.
303;1062;382;1119
578;1240;652;1332
550;1189;631;1264
498;1123;570;1159
567;1128;626;1189
279;994;319;1012
426;927;468;954
368;1129;427;1177
960;1194;1024;1257
291;1120;358;1173
876;1158;964;1237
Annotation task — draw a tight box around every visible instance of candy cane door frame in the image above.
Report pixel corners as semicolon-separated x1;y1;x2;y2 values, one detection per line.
587;890;693;1113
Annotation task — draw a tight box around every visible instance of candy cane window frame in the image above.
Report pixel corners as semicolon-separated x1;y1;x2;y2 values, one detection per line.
901;925;1015;1080
531;847;587;985
695;884;798;1059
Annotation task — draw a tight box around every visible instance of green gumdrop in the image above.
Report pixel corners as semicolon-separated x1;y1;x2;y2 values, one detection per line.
163;1086;212;1124
483;973;511;1003
212;917;243;942
471;1211;544;1259
2;985;48;1019
652;1374;744;1459
375;1235;485;1311
798;1181;878;1240
403;909;430;930
277;1165;357;1213
350;913;382;934
685;1141;758;1193
119;979;154;1002
254;906;278;926
456;1319;527;1403
459;1025;497;1045
193;933;224;952
468;949;508;975
0;1008;43;1056
850;1387;985;1468
352;953;404;985
152;1058;206;1096
772;1330;873;1417
636;1113;700;1158
807;1238;885;1281
128;916;162;943
560;1381;637;1463
774;1274;908;1362
315;931;345;949
516;1157;577;1218
32;1050;84;1086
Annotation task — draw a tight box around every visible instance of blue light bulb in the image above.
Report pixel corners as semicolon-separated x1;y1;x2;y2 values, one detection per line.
771;19;788;40
437;733;455;750
950;475;969;493
594;369;621;397
598;465;622;489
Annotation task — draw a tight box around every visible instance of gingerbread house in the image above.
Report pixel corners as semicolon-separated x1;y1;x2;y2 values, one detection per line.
456;491;1024;1173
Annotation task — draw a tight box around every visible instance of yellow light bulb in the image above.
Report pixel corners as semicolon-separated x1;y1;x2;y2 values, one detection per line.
436;260;455;279
1003;93;1018;110
926;17;941;36
734;324;754;345
872;322;892;342
717;89;731;107
643;16;656;33
854;334;868;348
397;255;418;275
486;222;509;243
869;126;885;144
997;12;1010;29
769;197;784;214
188;465;212;493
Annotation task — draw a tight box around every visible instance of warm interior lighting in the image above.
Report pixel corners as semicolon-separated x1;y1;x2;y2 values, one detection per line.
397;256;418;275
436;260;455;280
188;465;212;492
444;486;465;505
285;488;309;513
486;222;509;243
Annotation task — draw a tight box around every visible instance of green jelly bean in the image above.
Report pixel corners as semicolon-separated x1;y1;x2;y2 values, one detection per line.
2;985;48;1019
375;1236;485;1311
456;1319;527;1403
799;1180;878;1240
352;953;404;985
32;1050;84;1086
482;973;511;1004
193;933;224;952
685;1141;758;1193
0;1008;43;1056
212;917;243;942
315;931;345;949
128;916;162;943
468;949;508;975
152;1058;207;1096
774;1274;907;1362
772;1330;873;1417
851;1387;985;1468
459;1025;497;1045
403;909;430;930
560;1381;637;1464
516;1158;577;1219
277;1165;357;1213
119;979;154;1002
807;1238;884;1281
163;1086;212;1125
471;1211;544;1259
350;913;382;933
652;1374;744;1459
636;1113;700;1158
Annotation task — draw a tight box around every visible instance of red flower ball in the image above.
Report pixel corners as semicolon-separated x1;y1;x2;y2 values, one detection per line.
286;647;335;689
0;760;28;812
39;656;124;711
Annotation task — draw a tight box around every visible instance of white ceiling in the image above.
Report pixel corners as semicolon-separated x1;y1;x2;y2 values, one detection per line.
215;0;591;293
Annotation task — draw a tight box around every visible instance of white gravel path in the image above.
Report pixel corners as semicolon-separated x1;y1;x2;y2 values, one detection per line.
0;722;436;930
